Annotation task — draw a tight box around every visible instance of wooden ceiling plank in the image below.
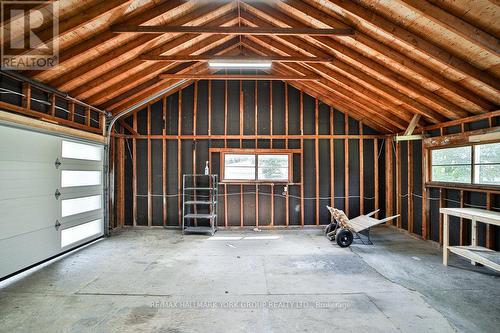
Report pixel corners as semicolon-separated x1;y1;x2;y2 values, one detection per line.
399;0;499;55
242;39;409;129
243;3;471;120
108;48;243;112
278;0;494;114
426;0;500;37
309;0;500;104
84;36;239;105
69;21;239;99
245;33;445;124
30;0;188;80
243;35;424;125
49;3;235;90
110;25;354;36
241;13;448;123
15;0;133;57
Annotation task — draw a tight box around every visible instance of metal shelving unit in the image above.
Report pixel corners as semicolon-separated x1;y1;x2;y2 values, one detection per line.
182;174;218;236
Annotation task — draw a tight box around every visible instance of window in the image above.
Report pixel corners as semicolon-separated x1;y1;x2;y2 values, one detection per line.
61;195;102;217
61;170;101;187
474;143;500;185
222;152;291;182
430;142;500;186
62;141;102;161
61;219;102;247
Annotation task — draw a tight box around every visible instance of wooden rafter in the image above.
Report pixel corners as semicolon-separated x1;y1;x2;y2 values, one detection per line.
111;25;354;36
158;74;321;80
139;55;334;62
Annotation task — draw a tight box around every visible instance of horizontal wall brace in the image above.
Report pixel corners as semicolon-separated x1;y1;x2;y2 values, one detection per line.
395;134;424;142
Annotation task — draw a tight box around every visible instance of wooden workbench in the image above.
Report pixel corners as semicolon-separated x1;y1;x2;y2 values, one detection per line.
440;207;500;272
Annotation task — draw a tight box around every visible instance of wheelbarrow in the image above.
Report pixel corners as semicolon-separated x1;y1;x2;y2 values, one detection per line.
325;206;400;247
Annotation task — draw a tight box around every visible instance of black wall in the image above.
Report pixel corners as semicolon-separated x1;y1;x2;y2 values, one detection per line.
118;80;385;227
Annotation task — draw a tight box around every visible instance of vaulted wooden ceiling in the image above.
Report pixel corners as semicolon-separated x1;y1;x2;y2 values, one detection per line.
5;0;499;133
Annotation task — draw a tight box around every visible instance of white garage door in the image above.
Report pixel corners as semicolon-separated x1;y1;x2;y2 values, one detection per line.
0;123;104;279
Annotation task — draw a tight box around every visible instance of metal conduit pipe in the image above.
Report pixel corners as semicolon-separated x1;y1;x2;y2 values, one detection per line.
103;79;188;235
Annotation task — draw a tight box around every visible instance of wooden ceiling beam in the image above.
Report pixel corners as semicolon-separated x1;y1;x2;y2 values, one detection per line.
310;0;500;103
50;4;236;91
69;19;239;100
7;0;133;57
244;33;443;125
107;47;243;112
278;0;494;114
139;55;333;62
84;36;240;105
242;42;408;130
241;13;448;123
158;74;321;80
242;2;471;121
266;64;397;132
399;0;499;55
111;25;354;36
242;37;417;127
287;79;398;133
30;0;188;80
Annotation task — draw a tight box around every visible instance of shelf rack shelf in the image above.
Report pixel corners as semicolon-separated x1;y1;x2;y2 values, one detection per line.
182;174;218;236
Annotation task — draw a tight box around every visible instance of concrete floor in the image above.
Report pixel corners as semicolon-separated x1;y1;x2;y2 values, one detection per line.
0;226;499;333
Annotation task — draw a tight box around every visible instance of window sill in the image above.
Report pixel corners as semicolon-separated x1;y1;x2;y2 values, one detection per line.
220;181;299;185
425;182;500;193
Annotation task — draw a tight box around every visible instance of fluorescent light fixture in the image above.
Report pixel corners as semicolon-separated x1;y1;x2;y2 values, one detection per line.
208;60;272;69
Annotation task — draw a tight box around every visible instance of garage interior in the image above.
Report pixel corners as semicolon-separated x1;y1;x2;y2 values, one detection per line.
0;0;499;332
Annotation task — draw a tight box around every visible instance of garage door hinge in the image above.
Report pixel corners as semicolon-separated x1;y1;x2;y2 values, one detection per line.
54;220;61;230
54;158;61;169
54;189;61;200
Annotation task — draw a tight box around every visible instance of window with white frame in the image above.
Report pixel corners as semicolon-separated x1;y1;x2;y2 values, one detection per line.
222;152;291;182
430;142;500;186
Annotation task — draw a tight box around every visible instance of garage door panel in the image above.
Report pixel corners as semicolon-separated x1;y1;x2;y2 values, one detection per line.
0;195;58;239
0;123;105;279
0;228;61;278
60;160;103;169
59;186;103;198
0;127;60;163
60;211;103;229
0;162;59;199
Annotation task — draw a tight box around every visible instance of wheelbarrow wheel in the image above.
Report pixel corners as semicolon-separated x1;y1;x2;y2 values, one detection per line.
335;229;353;247
324;221;338;235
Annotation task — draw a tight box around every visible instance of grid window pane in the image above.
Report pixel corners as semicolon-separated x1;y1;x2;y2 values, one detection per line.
224;154;255;167
61;170;101;187
257;155;289;180
258;155;289;167
258;167;288;180
432;165;471;183
225;167;255;180
431;146;471;165
475;143;500;164
474;165;500;185
224;154;256;180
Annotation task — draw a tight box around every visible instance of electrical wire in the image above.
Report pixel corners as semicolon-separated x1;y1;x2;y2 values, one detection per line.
0;88;101;125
